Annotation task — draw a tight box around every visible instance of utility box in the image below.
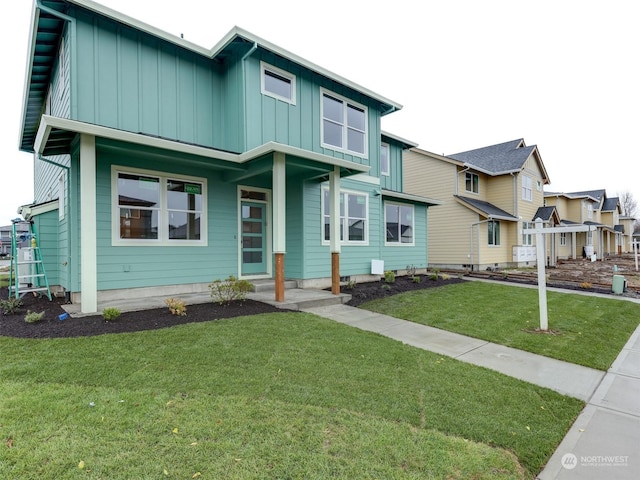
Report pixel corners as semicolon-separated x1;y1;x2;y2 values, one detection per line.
612;275;626;294
371;259;384;275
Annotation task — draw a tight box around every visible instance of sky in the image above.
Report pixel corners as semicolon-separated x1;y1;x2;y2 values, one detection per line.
2;0;639;225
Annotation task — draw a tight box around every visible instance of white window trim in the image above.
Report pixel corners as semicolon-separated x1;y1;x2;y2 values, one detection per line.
465;172;479;194
320;88;368;158
384;201;415;246
260;61;296;105
488;220;501;246
522;175;533;201
321;187;369;246
380;142;390;176
560;232;567;246
522;221;534;246
111;165;207;246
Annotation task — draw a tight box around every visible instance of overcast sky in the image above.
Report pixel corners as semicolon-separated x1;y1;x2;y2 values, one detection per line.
2;0;639;224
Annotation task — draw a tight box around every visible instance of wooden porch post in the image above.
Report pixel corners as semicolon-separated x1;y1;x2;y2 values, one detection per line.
273;153;286;302
329;166;341;295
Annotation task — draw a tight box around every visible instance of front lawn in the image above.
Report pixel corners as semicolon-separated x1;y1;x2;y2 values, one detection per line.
360;281;640;370
0;312;582;479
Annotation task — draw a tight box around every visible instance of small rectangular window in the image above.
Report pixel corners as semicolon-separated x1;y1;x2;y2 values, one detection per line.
385;203;414;245
465;172;479;193
488;220;501;246
261;62;296;104
322;188;368;244
522;175;533;201
380;143;390;176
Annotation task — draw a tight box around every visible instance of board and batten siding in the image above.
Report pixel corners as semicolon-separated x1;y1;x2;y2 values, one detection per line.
74;10;220;150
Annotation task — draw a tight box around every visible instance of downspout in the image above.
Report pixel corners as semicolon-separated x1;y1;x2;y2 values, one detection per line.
469;217;492;271
240;42;258;150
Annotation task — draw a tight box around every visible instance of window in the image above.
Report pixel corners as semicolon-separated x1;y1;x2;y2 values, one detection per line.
261;62;296;104
488;220;500;246
522;221;534;246
385;203;414;245
321;90;367;156
560;232;567;246
586;202;593;219
113;167;206;245
522;175;533;201
380;143;390;176
465;172;479;193
322;188;368;244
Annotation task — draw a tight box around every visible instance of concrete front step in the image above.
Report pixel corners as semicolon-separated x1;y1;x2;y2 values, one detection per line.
247;288;351;310
250;279;299;292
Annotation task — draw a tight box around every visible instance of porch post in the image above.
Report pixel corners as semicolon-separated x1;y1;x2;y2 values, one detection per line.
329;166;341;294
571;232;577;259
273;152;286;302
79;134;97;313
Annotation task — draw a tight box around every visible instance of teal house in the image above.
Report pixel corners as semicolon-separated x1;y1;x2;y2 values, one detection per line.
18;0;440;313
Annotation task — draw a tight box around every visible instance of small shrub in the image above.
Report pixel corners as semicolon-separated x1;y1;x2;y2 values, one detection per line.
580;282;592;289
406;264;417;277
209;275;253;304
429;268;440;281
24;310;45;323
0;298;23;315
441;273;450;280
345;279;357;290
165;298;187;316
502;271;509;279
383;270;396;284
102;307;122;321
412;275;421;283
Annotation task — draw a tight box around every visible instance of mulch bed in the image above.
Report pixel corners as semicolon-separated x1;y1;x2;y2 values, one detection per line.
0;276;464;339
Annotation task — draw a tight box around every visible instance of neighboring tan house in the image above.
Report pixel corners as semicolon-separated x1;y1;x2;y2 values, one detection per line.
404;139;551;270
17;0;440;313
545;190;625;258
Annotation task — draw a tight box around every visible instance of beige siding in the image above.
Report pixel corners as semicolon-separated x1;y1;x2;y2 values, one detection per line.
487;175;515;213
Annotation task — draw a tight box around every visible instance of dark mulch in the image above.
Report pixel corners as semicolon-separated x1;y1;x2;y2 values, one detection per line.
0;276;463;339
0;287;282;339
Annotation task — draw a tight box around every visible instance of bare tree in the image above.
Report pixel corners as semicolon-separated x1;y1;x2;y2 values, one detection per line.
618;191;638;219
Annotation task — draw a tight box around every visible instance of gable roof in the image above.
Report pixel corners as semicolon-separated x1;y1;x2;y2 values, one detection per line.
601;196;620;212
21;0;402;154
454;195;518;221
447;139;549;183
532;206;560;224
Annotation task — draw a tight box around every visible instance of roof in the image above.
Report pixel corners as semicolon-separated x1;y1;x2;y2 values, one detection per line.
532;206;559;223
601;197;620;212
454;195;518;221
21;0;402;154
447;139;543;177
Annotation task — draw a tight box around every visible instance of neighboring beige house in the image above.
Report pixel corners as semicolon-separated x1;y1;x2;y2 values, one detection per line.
545;190;627;258
404;139;551;271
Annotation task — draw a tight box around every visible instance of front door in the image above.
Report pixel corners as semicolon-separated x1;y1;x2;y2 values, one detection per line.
241;201;267;275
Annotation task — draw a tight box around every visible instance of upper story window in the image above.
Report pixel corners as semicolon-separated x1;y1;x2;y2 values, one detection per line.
112;166;206;246
465;172;479;193
380;143;390;176
522;175;533;201
586;202;593;219
321;89;368;157
322;188;368;245
261;62;296;104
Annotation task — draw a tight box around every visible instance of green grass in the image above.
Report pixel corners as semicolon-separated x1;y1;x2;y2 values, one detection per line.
0;313;582;479
0;272;9;288
360;281;640;370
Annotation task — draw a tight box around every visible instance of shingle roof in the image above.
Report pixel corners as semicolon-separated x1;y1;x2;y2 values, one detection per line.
532;206;556;222
447;139;536;175
454;195;518;220
602;197;619;212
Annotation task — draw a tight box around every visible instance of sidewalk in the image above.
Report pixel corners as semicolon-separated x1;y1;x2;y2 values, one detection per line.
301;302;640;480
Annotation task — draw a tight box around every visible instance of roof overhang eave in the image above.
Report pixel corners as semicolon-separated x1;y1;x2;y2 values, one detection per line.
34;115;370;175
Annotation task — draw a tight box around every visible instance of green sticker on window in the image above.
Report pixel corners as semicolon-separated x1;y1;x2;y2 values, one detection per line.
185;184;201;195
